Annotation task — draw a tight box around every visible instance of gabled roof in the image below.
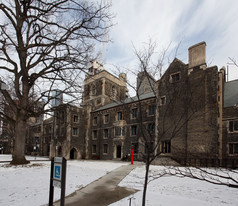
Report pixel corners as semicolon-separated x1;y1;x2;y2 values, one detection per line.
224;79;238;107
93;91;156;112
159;58;187;81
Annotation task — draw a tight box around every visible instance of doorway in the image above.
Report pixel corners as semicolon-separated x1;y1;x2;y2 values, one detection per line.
116;145;121;158
70;148;77;159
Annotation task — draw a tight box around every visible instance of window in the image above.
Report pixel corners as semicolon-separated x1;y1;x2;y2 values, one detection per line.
103;144;108;154
145;142;154;153
160;96;166;105
72;128;78;136
131;125;137;136
131;108;138;119
229;143;238;154
132;143;138;154
229;120;238;132
117;112;123;120
115;127;125;136
92;145;97;154
93;130;97;140
161;140;171;153
73;115;78;123
104;114;109;123
104;129;109;138
149;105;156;115
148;123;155;134
115;127;120;136
170;72;180;83
93;116;97;125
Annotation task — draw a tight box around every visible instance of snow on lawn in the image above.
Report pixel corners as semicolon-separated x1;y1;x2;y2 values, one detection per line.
110;165;238;206
0;154;49;161
0;155;128;206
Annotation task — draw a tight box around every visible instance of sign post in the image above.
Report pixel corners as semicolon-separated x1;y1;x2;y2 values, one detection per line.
49;157;67;206
131;145;134;165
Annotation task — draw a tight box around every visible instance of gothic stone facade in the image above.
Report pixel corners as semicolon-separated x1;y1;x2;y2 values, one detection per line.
49;104;85;160
89;92;156;160
22;42;238;167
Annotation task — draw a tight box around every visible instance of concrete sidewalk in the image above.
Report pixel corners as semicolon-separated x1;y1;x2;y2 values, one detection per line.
54;163;139;206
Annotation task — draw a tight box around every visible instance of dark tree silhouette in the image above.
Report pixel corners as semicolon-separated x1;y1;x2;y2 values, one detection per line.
0;0;113;164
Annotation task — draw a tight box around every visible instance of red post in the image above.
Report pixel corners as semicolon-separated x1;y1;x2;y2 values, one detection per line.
131;145;134;165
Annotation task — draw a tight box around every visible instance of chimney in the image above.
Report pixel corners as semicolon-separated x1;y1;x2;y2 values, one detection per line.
188;41;206;69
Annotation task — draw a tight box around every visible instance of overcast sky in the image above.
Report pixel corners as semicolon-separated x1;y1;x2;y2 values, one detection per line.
100;0;238;82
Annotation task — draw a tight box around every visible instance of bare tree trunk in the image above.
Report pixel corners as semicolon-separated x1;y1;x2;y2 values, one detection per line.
142;154;150;206
11;117;29;165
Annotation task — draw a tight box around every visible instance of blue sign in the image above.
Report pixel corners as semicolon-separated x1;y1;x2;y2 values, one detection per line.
54;166;61;179
53;163;62;181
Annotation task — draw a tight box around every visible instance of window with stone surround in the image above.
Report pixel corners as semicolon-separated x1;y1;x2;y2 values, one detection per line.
72;128;78;136
104;129;109;138
229;120;238;132
92;130;97;140
115;127;125;136
103;144;108;154
93;116;97;125
229;143;238;154
131;108;138;119
73;115;79;123
104;114;109;124
148;123;155;134
131;125;137;136
148;104;156;115
160;96;166;106
117;112;123;120
92;145;97;154
161;140;171;153
170;72;181;83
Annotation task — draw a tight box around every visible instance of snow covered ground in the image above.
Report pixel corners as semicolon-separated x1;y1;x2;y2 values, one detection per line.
1;155;238;206
110;165;238;206
0;155;128;206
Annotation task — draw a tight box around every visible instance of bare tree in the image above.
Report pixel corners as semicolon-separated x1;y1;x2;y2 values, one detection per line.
126;40;221;206
0;0;113;164
228;57;238;68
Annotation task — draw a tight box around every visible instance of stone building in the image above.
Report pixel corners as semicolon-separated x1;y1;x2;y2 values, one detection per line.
89;87;156;160
49;104;85;159
221;79;238;167
1;41;237;167
157;42;219;165
82;61;128;158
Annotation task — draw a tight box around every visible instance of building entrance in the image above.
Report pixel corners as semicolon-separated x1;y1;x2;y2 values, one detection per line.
116;145;121;158
70;148;77;159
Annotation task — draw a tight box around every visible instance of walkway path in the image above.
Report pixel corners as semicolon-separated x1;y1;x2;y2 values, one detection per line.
54;163;139;206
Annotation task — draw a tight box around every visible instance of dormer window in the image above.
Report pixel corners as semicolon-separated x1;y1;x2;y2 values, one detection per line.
170;72;181;83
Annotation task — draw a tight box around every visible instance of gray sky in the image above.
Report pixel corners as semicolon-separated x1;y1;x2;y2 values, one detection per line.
100;0;238;82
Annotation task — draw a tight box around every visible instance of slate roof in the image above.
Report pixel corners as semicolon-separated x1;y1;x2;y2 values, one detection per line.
94;91;156;112
224;79;238;107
